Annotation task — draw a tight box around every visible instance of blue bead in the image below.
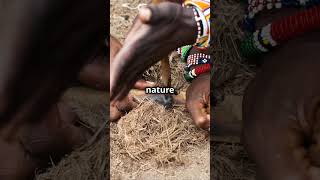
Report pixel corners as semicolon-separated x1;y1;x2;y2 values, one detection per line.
243;18;256;32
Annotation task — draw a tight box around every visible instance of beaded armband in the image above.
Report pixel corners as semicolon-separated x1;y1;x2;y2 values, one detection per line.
243;0;320;32
183;53;212;82
183;0;210;48
241;5;320;57
177;45;193;62
185;53;211;70
184;64;211;82
241;0;320;57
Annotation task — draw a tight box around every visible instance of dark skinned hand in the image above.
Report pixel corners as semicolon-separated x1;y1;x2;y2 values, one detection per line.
109;35;156;121
110;2;197;101
186;72;210;130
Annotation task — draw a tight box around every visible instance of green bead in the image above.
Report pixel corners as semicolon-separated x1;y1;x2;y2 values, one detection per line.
184;72;194;82
180;45;193;62
240;34;264;58
210;65;215;79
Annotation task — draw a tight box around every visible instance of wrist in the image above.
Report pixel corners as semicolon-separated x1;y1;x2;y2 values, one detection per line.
183;0;210;48
182;7;198;44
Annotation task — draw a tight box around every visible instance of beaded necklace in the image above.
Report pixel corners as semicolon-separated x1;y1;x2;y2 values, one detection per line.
240;0;320;57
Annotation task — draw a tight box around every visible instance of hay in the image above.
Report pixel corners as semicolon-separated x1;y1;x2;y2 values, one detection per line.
111;101;208;179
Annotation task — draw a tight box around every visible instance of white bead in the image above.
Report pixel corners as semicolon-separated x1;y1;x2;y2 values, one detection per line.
249;12;255;18
275;2;282;8
267;3;273;9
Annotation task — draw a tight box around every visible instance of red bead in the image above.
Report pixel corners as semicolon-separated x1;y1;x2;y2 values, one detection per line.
271;6;320;43
194;64;211;75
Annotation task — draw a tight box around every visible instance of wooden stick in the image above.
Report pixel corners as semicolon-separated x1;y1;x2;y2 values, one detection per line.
151;0;171;87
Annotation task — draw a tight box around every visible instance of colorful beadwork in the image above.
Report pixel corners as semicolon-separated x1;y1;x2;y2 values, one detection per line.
177;45;193;62
185;53;211;69
177;0;211;82
184;64;211;82
183;0;210;47
183;51;212;82
241;3;320;57
244;0;320;32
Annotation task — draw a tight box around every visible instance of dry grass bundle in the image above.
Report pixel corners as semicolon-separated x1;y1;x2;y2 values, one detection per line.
111;101;208;179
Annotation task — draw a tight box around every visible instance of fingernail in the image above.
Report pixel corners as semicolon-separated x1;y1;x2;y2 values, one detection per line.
146;81;156;85
139;8;152;22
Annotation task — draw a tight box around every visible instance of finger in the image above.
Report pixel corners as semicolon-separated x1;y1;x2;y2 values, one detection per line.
134;80;156;90
110;41;139;101
110;105;122;122
139;2;182;24
187;100;210;129
109;19;146;101
116;95;138;112
110;35;122;60
110;36;158;101
110;95;138;122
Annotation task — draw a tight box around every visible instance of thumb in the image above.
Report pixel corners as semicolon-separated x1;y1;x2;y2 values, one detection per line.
187;100;210;129
138;2;182;24
134;80;157;90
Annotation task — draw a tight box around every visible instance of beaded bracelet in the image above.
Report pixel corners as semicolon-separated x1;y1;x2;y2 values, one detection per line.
244;0;320;32
183;0;210;48
185;53;211;70
177;45;193;62
241;5;320;57
184;63;211;82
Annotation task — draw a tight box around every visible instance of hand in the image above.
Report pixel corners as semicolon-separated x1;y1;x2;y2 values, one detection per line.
0;139;37;180
110;2;197;101
110;80;155;121
186;72;210;129
109;35;156;121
